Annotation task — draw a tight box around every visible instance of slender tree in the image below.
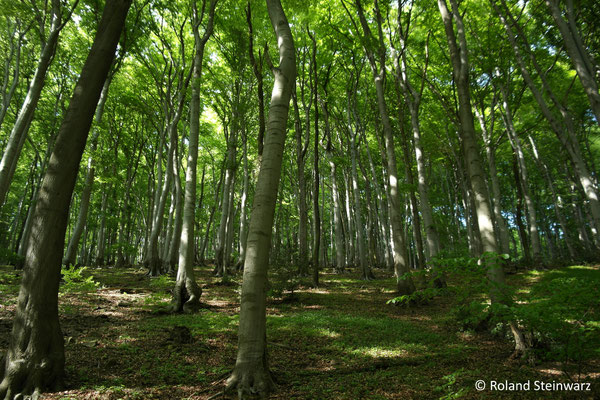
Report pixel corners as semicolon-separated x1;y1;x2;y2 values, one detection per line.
226;0;295;395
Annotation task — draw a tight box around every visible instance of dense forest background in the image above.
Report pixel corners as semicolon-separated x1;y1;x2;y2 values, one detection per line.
0;0;599;399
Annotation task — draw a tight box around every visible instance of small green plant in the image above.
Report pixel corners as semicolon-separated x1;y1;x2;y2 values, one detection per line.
434;368;469;399
60;266;99;293
148;274;174;290
0;247;24;269
267;263;299;299
387;287;443;307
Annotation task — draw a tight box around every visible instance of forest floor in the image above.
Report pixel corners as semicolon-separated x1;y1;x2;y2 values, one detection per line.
0;263;599;399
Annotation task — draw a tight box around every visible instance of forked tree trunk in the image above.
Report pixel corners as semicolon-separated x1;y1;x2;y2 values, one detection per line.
172;0;216;313
0;1;131;398
226;0;295;396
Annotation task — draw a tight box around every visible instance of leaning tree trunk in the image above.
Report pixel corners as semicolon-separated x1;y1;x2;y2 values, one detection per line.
439;0;528;355
62;77;112;267
493;0;600;248
225;0;295;396
545;0;600;124
0;0;65;209
0;2;131;398
498;80;542;264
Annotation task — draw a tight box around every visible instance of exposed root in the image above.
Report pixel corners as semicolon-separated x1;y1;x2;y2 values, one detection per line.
225;362;274;400
170;279;202;313
0;353;64;400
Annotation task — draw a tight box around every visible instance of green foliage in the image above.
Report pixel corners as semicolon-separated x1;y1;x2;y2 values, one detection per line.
434;368;469;400
267;263;299;299
0;247;24;269
60;266;99;293
437;250;600;364
387;287;443;307
148;274;175;290
512;267;600;363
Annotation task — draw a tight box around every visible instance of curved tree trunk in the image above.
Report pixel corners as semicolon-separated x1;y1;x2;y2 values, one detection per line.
62;77;112;267
0;2;131;398
226;0;295;396
0;0;65;209
545;0;600;124
439;0;527;355
172;0;216;313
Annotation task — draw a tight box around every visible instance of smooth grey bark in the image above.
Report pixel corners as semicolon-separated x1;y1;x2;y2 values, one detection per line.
237;128;249;270
393;9;441;271
545;0;600;124
198;160;225;264
343;171;356;266
323;106;345;271
62;77;112;266
0;1;131;397
475;102;511;255
292;73;310;276
225;0;295;396
0;19;28;131
172;0;216;313
308;28;321;287
527;134;576;260
365;132;393;270
351;0;414;294
95;185;109;265
0;0;74;209
346;97;371;280
493;0;600;248
146;61;192;276
167;145;184;271
496;77;542;264
439;0;527;355
215;120;237;276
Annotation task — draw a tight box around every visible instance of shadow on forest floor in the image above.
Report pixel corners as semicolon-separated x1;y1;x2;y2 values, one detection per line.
0;264;599;399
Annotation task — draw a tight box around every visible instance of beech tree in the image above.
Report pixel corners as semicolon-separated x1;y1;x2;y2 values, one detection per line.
0;0;131;397
225;0;295;396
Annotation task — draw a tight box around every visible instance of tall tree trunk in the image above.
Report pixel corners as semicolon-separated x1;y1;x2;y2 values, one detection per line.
475;104;511;255
145;65;192;276
545;0;600;124
172;0;216;312
292;92;309;275
62;77;112;266
309;29;320;287
527;134;576;260
226;0;295;395
493;0;600;247
353;0;414;294
439;0;527;355
237;129;249;270
0;0;68;209
0;2;131;397
497;80;542;264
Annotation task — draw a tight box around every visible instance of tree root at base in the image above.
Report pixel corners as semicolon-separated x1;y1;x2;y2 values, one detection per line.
225;364;274;400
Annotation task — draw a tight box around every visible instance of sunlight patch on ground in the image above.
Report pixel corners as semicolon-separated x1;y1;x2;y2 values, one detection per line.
350;347;410;358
